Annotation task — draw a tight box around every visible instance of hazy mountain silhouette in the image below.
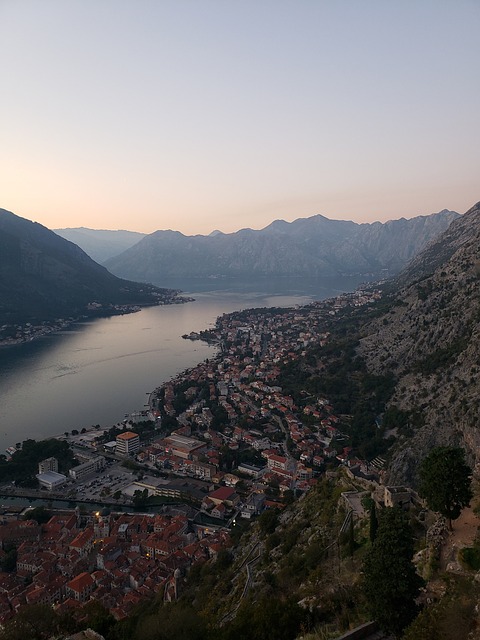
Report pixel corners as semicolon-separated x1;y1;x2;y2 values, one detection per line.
54;227;145;263
103;210;460;285
0;209;171;324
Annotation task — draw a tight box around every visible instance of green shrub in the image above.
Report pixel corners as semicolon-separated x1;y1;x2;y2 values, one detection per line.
459;547;480;570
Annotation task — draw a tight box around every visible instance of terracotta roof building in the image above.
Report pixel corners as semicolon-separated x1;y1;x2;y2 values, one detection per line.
66;572;95;602
116;432;140;456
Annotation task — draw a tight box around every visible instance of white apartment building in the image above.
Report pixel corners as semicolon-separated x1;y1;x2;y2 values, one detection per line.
69;456;106;481
116;431;140;456
38;457;58;474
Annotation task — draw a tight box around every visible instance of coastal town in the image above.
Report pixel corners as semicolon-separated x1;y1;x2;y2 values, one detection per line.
0;287;385;624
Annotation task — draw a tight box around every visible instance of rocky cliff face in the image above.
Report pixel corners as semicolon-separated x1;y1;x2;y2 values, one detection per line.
104;210;459;284
357;202;480;485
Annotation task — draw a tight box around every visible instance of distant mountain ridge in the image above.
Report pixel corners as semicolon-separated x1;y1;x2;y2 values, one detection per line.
54;227;145;263
0;209;171;324
103;210;460;285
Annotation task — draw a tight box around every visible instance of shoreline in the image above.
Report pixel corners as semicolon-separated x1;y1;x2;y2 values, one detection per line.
0;292;195;349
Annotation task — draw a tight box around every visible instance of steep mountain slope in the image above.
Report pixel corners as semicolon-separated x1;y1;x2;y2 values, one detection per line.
54;227;145;263
0;209;170;324
104;210;459;285
357;201;480;484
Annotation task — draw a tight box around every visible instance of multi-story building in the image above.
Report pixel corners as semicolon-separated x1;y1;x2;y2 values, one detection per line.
157;433;207;460
38;457;58;474
237;463;264;478
69;455;106;481
66;572;95;602
116;431;140;456
69;527;94;557
266;453;288;471
0;520;41;549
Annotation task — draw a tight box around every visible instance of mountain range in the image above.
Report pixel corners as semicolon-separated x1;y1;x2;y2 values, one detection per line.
0;205;463;328
102;210;460;286
0;208;173;325
54;227;146;263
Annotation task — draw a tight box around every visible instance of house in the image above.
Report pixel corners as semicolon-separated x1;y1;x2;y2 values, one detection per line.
211;503;227;519
223;473;241;487
69;527;94;557
66;572;95;602
0;520;41;549
206;487;240;508
241;492;266;519
266;453;288;471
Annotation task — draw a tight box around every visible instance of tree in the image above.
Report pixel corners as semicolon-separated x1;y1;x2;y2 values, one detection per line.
369;502;378;542
0;547;17;572
133;603;207;640
363;507;424;637
361;495;378;542
223;596;304;640
258;508;279;536
82;601;116;637
419;446;473;530
348;513;355;556
0;604;64;639
133;488;149;508
24;506;51;524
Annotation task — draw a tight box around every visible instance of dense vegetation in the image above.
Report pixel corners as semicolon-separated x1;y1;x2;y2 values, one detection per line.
0;439;77;486
277;309;396;460
363;507;424;637
419;446;473;529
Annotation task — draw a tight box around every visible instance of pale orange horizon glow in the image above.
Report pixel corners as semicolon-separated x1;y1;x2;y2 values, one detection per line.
1;1;479;236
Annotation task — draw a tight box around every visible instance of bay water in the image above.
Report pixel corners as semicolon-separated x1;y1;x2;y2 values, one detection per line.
0;277;366;450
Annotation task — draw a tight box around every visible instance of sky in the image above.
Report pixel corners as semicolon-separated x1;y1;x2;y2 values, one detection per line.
1;1;479;235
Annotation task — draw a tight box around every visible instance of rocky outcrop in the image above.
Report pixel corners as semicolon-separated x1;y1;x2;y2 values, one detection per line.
357;202;480;486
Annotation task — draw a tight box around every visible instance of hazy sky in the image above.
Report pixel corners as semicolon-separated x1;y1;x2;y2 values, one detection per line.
1;1;479;235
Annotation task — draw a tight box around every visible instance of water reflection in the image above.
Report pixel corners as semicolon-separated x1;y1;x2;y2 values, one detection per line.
0;280;366;448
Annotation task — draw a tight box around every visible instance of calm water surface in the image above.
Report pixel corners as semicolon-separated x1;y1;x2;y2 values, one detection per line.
0;280;366;450
0;292;309;448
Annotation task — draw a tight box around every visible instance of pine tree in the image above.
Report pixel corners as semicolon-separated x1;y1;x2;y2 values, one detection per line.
419;446;472;530
363;507;424;637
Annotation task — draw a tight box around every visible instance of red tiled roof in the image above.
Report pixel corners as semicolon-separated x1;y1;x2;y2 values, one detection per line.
67;571;94;593
209;487;235;501
69;527;93;550
116;431;139;441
